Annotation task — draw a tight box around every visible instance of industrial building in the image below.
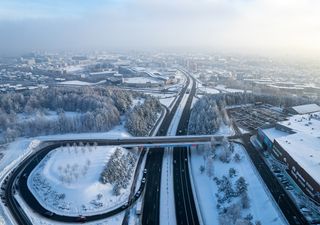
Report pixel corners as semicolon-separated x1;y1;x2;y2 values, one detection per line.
258;112;320;205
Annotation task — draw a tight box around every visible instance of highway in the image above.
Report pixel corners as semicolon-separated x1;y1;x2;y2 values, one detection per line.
141;71;191;225
173;72;200;225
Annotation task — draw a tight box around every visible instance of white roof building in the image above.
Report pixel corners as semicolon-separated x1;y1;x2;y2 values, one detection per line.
290;104;320;114
275;133;320;185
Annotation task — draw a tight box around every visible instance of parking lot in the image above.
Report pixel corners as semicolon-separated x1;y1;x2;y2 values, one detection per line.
228;104;288;131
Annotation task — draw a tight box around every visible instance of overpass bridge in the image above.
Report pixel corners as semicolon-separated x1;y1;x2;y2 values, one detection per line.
42;135;240;148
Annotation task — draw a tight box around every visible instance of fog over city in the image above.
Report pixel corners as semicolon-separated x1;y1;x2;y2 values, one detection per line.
1;0;320;57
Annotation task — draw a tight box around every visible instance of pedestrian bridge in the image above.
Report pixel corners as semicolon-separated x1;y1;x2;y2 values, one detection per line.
44;135;240;148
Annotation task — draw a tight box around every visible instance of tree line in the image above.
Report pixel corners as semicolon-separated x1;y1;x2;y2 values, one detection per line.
0;86;133;143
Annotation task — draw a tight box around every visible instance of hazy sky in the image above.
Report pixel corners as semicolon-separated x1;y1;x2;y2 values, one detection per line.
0;0;320;57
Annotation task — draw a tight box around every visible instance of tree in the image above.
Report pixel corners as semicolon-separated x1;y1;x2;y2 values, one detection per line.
199;165;205;174
240;192;250;209
236;177;248;194
234;153;241;162
229;168;237;178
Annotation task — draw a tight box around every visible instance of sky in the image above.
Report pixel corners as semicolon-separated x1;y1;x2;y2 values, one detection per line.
0;0;320;57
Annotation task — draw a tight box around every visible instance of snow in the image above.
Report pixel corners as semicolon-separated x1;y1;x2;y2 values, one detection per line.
28;146;136;216
17;111;81;122
159;97;175;107
215;122;235;136
198;86;220;94
0;124;131;224
59;80;105;86
261;127;290;142
15;193;125;225
215;85;251;93
291;104;320;114
190;143;286;225
123;77;162;84
65;65;85;73
278;113;320;137
34;124;131;141
275;133;320;185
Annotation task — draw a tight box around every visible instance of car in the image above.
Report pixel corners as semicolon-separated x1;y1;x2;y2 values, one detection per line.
44;211;54;217
141;178;146;183
143;169;147;174
122;202;129;209
76;215;87;222
185;158;188;162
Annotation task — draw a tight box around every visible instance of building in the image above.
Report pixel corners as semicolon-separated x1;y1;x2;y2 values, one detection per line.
273;134;320;205
258;112;320;205
287;103;320;115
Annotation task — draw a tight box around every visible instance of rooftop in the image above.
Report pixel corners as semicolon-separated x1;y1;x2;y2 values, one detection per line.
278;112;320;138
291;104;320;114
261;127;290;142
276;133;320;185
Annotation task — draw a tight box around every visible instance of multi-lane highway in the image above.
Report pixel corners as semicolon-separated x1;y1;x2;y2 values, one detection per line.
173;72;200;225
142;71;192;225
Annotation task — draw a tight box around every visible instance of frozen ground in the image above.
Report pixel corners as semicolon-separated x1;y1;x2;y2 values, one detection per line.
28;146;137;216
190;143;286;225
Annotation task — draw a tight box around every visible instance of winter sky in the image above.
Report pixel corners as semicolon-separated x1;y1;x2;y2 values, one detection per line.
0;0;320;57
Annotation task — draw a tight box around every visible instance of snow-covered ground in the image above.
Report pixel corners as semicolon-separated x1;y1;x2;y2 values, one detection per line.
15;193;125;225
159;97;175;107
28;145;136;216
123;77;162;84
198;86;220;94
0;125;132;224
190;143;286;225
59;80;106;86
215;85;251;93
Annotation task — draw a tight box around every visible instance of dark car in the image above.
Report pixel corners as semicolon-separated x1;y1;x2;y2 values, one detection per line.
43;211;54;217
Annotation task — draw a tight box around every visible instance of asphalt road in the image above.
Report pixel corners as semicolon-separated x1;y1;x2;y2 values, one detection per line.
173;73;200;225
141;74;191;225
5;142;148;224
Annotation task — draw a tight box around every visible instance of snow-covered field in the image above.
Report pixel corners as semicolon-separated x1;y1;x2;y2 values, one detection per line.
0;125;132;224
28;145;137;216
190;143;286;225
198;86;220;94
59;80;106;86
215;85;251;93
16;193;125;225
123;77;162;84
